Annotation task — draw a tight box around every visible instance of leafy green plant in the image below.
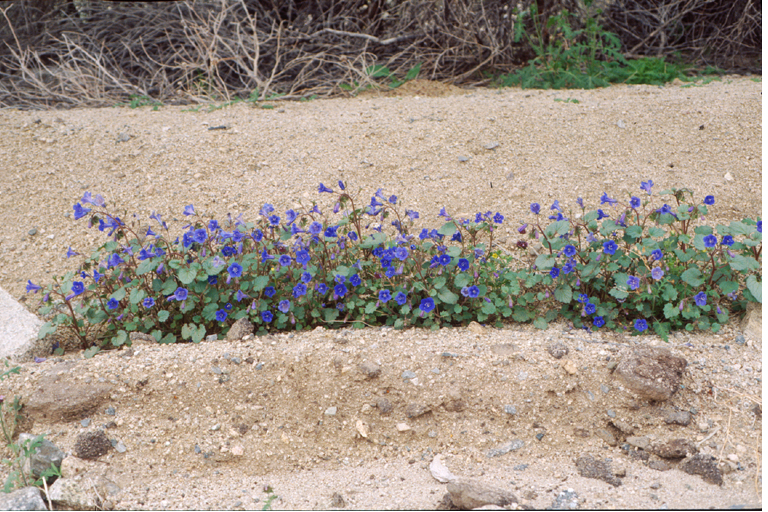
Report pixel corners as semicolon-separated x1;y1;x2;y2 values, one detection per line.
27;180;761;354
554;97;580;104
340;62;422;94
119;95;163;110
262;486;278;510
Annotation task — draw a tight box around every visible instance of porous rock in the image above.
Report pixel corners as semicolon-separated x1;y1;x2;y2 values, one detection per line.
614;346;687;401
226;317;254;341
18;433;64;478
0;486;46;511
376;398;393;415
405;403;430;418
547;341;569;359
73;430;112;460
664;410;692;426
741;302;761;340
357;362;381;379
575;454;622;487
681;454;723;485
49;478;98;510
446;478;519;510
24;362;113;422
650;438;698;459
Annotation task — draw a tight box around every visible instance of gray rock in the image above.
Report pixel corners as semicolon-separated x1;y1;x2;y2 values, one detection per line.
401;370;416;380
595;428;617;447
115;132;131;143
741;302;761;340
358;362;381;379
651;438;698;459
610;419;634;434
648;459;671;471
681;454;723;485
547;341;569;359
226;317;254;341
575;454;621;487
614;346;687;401
376;398;393;415
329;492;346;508
73;430;112;460
18;433;64;479
626;436;650;451
129;332;155;345
405;404;430;418
0;486;46;511
446;478;519;510
664;410;692;426
25;362;113;422
49;478;98;510
503;404;516;415
0;286;44;361
486;439;524;458
551;489;579;510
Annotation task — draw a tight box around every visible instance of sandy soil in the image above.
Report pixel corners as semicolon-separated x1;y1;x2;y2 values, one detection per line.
0;77;762;510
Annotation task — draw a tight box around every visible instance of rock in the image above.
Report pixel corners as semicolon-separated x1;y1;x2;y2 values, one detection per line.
376;398;393;415
741;302;761;340
0;285;44;361
446;478;519;510
547;341;569;359
128;332;155;345
562;360;577;375
724;172;733;182
467;321;485;335
486;439;524;458
226;317;254;341
49;478;98;510
681;454;723;485
73;430;112;460
575;454;621;487
396;423;411;432
626;436;650;451
664;410;692;426
329;492;346;508
614;346;687;401
595;428;617;447
551;488;579;510
0;486;46;511
405;404;430;418
357;362;381;379
430;454;457;483
651;439;698;459
401;370;416;380
355;419;369;438
25;362;113;422
648;460;671;471
116;133;131;143
60;456;89;478
503;404;516;415
443;388;466;413
324;407;337;416
610;419;634;435
17;434;64;479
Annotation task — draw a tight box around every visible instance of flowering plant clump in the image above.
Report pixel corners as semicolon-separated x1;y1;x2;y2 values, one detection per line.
28;182;761;357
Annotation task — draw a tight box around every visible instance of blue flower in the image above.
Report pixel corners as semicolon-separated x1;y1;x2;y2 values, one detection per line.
336;303;345;311
721;235;734;246
530;203;541;215
406;210;419;221
66;247;79;258
626;276;640;290
694;291;707;307
438;254;451;266
308;222;323;235
389;195;397;204
630;196;641;209
325;226;339;238
208;275;218;285
279;255;292;267
193;228;207;244
704;195;715;205
493;212;504;224
640;180;653;195
576;197;584;208
467;286;479;298
268;215;280;226
232;231;244;243
228;262;243;278
451;231;462;242
71;281;85;296
301;272;312;283
596;209;609;220
208;220;219;231
143;297;155;308
419;297;435;313
107;298;119;310
183;205;195;216
173;287;188;301
394;247;409;261
457;258;470;271
182;232;194;248
593;316;605;328
603;240;618;255
562;260;574;274
334;284;347;297
758;221;762;233
379;290;392;302
26;280;42;294
350;274;361;287
348;231;358;241
657;204;673;215
338;180;345;190
318;183;334;193
651;267;664;280
703;234;717;248
73;203;91;220
550;267;560;279
600;192;617;206
278;300;291;313
395;292;407;305
584;303;596;315
252;229;263;242
264;286;276;298
563;245;577;257
293;283;307;297
335;274;346;284
651;249;663;261
261;310;273;323
634;319;648;332
216;309;227;322
235;290;249;302
285;209;297;224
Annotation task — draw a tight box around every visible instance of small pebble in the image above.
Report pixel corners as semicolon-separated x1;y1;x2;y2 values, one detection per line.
401;370;416;380
28;228;37;236
106;406;116;416
503;404;517;415
324;407;337;416
81;419;91;427
607;409;616;418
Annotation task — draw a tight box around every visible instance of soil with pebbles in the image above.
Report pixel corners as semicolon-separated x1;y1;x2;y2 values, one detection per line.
0;77;761;509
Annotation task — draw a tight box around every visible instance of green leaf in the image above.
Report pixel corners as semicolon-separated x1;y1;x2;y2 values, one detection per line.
438;288;459;305
178;267;198;285
181;323;205;343
394;318;404;329
433;276;447;289
533;317;548;330
512;307;531;322
454;273;471;289
648;227;666;238
112;330;128;347
663;302;680;319
251;276;269;292
554;285;572;303
160;333;176;344
661;284;678;301
693;234;707;251
359;232;387;249
437;221;458;237
129;287;147;305
136;259;157;275
625;226;643;239
544;220;570;239
37;322;56;340
366;64;391;78
111;287;127;301
534;254;555;271
404;62;422;81
609;288;628;300
323;308;339;323
693;225;713;235
729;255;759;272
481;301;497;315
681;267;704;287
365;302;377;314
746;275;762;303
157;310;170;322
84;346;100;359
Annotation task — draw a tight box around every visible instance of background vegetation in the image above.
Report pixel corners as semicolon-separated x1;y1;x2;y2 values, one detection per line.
0;0;760;108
